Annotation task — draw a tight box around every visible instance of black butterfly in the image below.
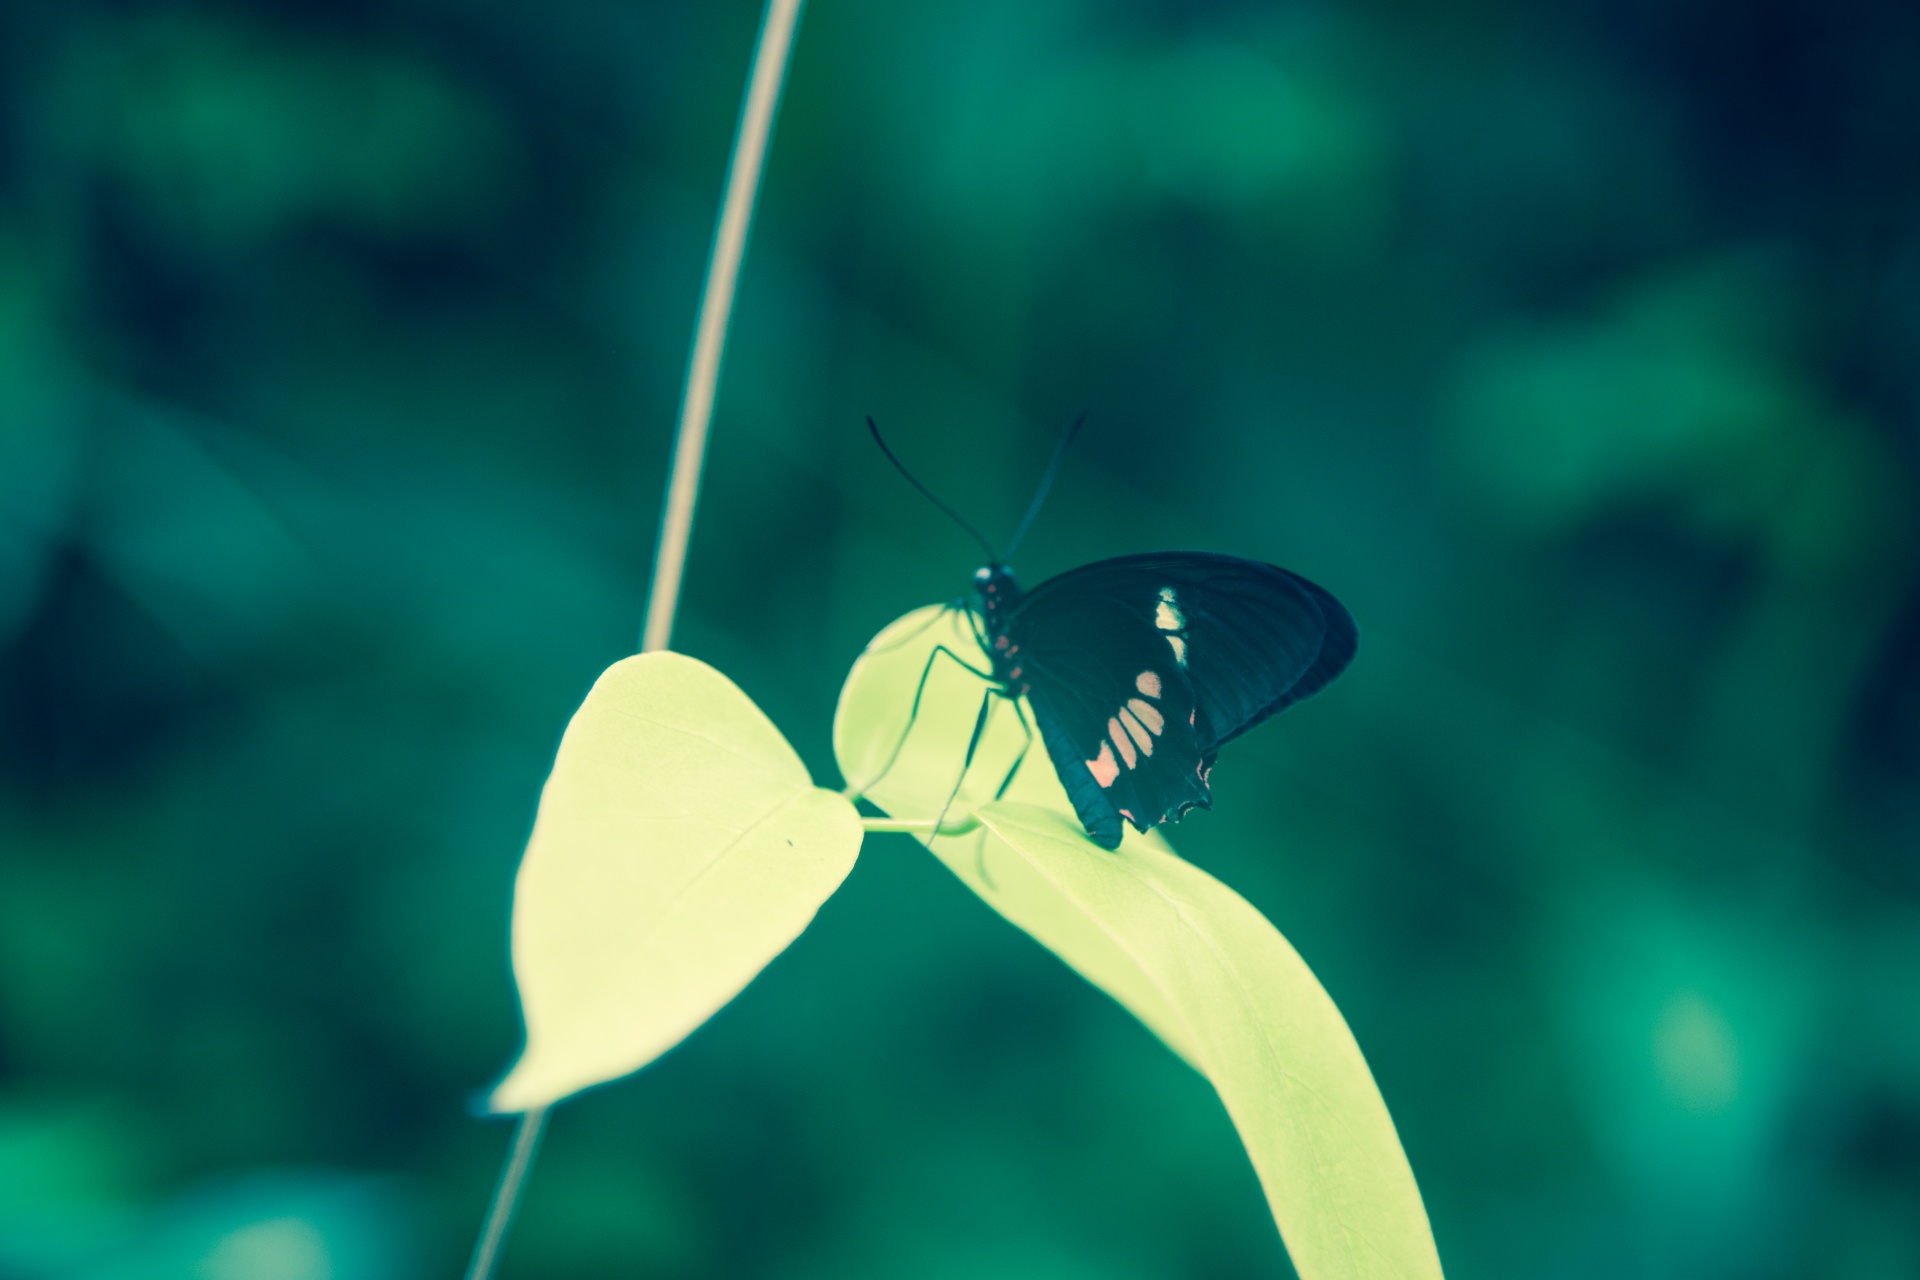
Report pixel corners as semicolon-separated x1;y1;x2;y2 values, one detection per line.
869;418;1357;851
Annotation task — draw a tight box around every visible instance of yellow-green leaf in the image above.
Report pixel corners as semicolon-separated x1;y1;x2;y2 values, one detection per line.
835;606;1442;1280
978;803;1441;1280
491;651;862;1113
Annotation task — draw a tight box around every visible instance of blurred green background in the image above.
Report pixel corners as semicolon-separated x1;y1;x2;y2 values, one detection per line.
2;0;1918;1276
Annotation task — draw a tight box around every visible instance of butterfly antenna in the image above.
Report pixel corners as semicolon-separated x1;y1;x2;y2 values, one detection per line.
868;417;999;561
1002;411;1086;560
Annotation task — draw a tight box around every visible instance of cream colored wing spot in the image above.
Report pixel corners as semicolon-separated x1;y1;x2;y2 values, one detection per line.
1127;698;1164;735
1108;717;1138;768
1154;590;1189;664
1135;670;1162;698
1118;707;1154;755
1086;741;1120;787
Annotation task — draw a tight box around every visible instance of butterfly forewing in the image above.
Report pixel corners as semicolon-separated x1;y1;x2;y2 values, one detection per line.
1161;556;1354;751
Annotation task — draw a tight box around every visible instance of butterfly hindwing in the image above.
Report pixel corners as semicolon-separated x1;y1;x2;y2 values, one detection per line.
1007;552;1354;844
1026;698;1124;850
1008;584;1212;849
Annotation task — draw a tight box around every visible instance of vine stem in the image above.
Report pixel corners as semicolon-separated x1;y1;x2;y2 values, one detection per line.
861;816;981;836
461;1107;546;1280
643;0;807;655
465;1;806;1275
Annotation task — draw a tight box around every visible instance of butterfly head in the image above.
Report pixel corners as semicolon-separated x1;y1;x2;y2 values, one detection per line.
973;562;1023;631
973;562;1020;599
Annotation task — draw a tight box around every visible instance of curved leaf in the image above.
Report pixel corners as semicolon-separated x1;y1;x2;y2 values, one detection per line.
492;651;863;1112
978;803;1442;1280
836;606;1441;1280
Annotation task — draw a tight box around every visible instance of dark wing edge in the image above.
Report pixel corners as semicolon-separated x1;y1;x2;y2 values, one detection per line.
1201;570;1357;752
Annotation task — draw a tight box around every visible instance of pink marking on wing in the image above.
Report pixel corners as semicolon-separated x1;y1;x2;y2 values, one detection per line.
1108;718;1137;769
1118;707;1153;755
1127;698;1164;735
1086;742;1119;787
1135;670;1161;698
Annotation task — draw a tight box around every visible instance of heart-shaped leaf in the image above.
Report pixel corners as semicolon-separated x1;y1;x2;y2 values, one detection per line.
835;606;1442;1280
492;651;862;1112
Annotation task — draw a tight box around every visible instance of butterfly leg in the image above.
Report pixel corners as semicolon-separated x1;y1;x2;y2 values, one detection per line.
963;605;992;656
954;695;1037;888
856;600;966;659
848;643;996;800
927;689;1005;890
931;690;994;834
991;695;1035;800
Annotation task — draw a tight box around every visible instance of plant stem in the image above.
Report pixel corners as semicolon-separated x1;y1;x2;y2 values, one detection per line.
862;816;982;836
464;2;805;1275
462;1107;547;1280
642;0;808;654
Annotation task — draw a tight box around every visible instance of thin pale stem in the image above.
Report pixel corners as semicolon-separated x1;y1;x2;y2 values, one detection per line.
462;1107;548;1280
642;0;807;654
861;816;982;836
466;1;805;1275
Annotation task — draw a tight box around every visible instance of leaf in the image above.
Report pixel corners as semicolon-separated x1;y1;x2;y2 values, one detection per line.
491;651;863;1113
977;804;1442;1280
835;606;1442;1280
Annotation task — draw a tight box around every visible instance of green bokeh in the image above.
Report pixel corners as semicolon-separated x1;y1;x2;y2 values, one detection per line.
2;1;1917;1277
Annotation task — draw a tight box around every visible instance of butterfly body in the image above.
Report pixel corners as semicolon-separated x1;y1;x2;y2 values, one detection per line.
972;564;1029;694
970;553;1357;851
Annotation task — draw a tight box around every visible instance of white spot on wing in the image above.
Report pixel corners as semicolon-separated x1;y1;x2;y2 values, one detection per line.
1127;698;1164;734
1155;600;1184;631
1086;742;1119;787
1108;718;1137;768
1135;670;1161;698
1119;707;1154;754
1167;634;1187;666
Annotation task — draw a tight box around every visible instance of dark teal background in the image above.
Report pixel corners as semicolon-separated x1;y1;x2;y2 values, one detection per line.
3;1;1918;1276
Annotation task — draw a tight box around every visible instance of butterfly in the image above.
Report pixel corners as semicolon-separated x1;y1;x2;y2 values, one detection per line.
867;418;1357;851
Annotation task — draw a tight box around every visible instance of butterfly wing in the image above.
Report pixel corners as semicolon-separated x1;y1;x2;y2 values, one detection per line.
1009;552;1355;845
1010;588;1210;850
